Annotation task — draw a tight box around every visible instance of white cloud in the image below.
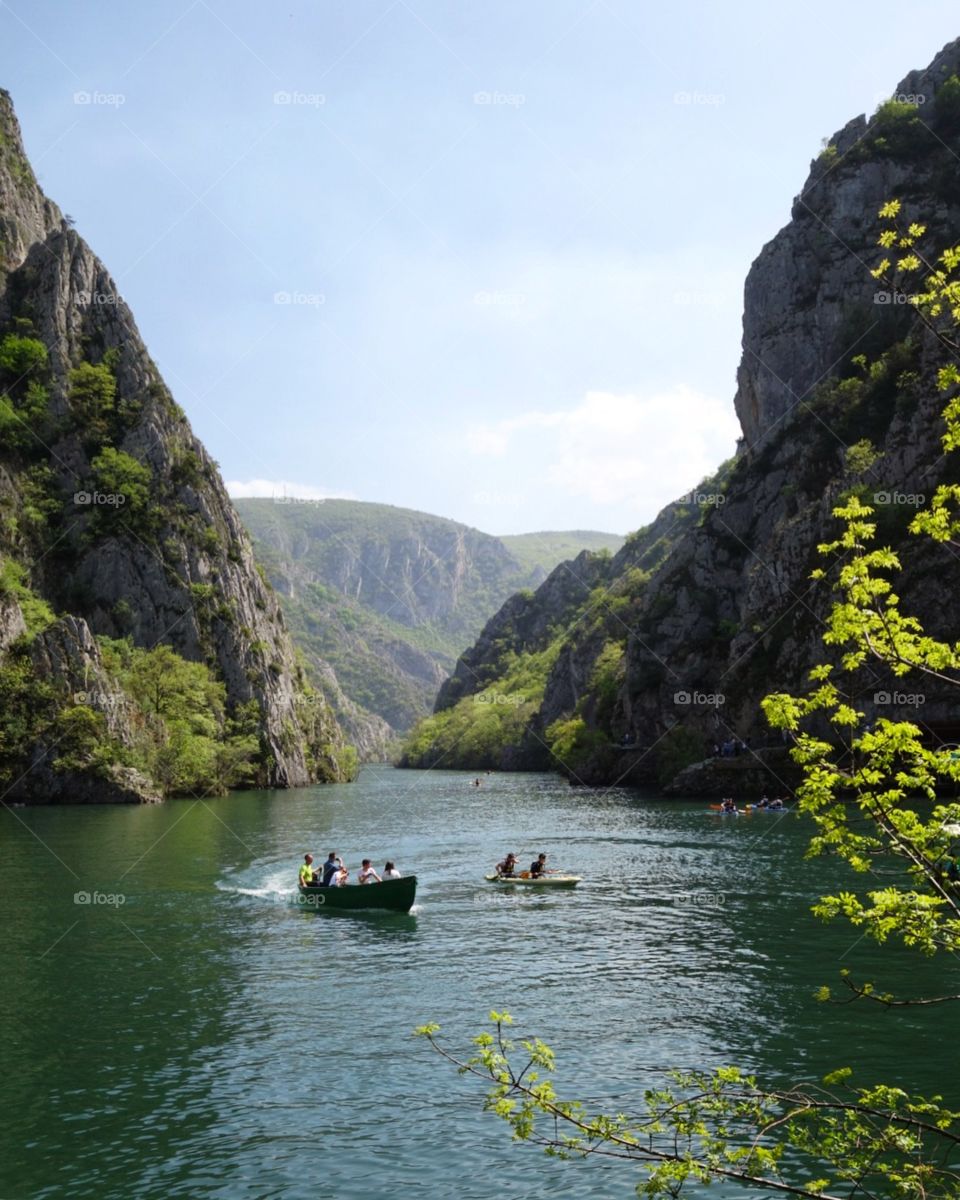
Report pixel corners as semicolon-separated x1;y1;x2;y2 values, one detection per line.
225;478;355;500
465;387;741;513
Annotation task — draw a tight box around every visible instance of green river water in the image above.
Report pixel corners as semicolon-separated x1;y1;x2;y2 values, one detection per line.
1;767;956;1200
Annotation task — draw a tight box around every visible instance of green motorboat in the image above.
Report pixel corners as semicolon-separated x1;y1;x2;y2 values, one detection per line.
296;875;417;913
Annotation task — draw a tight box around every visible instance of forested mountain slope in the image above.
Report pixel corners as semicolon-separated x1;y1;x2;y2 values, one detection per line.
236;497;622;754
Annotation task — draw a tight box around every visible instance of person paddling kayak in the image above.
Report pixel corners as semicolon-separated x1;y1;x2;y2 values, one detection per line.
529;853;550;878
495;853;518;878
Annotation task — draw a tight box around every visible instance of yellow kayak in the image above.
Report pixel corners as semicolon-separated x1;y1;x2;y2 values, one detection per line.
484;872;582;887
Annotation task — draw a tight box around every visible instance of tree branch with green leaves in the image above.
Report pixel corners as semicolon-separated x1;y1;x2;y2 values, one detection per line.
417;202;960;1196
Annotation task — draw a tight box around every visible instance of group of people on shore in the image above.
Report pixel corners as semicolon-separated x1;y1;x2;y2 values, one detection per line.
495;852;551;878
298;852;402;888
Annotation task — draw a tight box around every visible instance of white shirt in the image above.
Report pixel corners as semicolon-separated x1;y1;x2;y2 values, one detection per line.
358;866;380;884
383;868;401;879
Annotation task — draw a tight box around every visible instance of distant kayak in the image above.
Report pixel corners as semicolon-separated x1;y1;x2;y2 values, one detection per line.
297;875;417;913
484;873;582;887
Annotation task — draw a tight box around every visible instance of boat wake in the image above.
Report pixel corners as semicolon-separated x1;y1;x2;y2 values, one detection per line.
216;867;292;899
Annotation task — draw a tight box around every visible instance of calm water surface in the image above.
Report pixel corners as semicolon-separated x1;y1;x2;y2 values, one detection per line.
2;767;957;1200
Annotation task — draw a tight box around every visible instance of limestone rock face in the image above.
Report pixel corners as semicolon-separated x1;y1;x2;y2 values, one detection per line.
0;90;353;798
415;38;960;787
735;37;960;448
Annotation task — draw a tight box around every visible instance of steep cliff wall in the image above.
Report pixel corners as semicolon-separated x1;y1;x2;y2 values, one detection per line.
403;37;960;786
0;90;353;799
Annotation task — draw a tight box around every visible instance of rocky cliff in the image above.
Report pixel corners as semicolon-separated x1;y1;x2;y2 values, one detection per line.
402;37;960;787
0;90;354;800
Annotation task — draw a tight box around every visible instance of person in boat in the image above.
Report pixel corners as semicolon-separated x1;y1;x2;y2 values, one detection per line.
383;861;401;879
529;853;549;878
321;852;345;887
768;797;784;810
495;853;518;877
358;859;381;884
298;854;317;887
721;797;737;813
758;795;770;809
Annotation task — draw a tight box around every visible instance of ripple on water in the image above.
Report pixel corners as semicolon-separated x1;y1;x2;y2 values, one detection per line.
3;770;960;1200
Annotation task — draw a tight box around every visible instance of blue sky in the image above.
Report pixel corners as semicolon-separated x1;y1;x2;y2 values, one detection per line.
3;1;959;534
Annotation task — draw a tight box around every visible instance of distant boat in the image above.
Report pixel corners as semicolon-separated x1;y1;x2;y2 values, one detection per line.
297;875;417;913
484;873;582;887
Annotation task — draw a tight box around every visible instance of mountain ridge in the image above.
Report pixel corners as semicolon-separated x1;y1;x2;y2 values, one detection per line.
234;496;623;755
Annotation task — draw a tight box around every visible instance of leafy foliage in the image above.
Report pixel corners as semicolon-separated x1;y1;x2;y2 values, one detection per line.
419;203;960;1197
401;641;560;769
416;1015;960;1200
98;638;260;795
